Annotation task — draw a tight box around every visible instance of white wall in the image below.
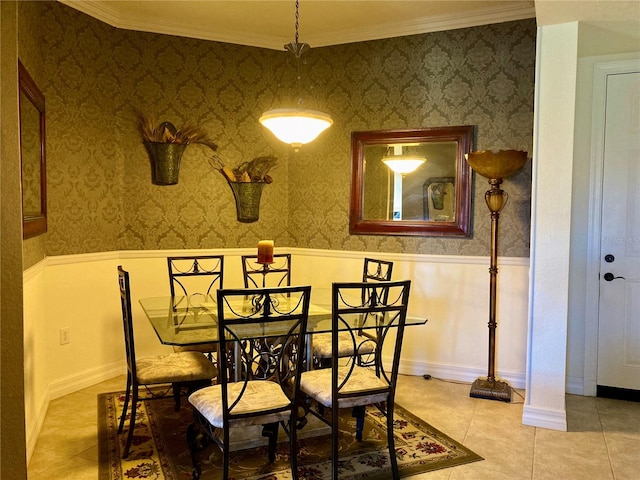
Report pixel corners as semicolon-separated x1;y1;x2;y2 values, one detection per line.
525;22;579;432
23;247;530;460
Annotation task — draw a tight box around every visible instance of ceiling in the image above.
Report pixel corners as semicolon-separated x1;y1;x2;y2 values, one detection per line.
59;0;537;50
59;1;639;51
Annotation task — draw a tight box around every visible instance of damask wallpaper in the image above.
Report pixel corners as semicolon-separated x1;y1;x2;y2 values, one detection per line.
21;1;535;266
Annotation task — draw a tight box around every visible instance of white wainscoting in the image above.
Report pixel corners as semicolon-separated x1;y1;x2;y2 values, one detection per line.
23;248;530;460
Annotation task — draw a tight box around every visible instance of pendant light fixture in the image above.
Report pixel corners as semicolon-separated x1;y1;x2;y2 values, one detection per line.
259;0;333;150
382;145;426;174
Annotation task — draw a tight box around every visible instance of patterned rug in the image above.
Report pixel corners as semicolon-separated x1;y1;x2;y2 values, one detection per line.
98;390;482;479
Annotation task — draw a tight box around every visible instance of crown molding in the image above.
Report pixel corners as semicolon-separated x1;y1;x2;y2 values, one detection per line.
308;3;536;48
59;0;535;50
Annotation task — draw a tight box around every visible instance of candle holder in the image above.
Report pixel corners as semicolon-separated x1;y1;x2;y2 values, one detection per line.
255;240;275;286
242;253;292;291
465;150;527;402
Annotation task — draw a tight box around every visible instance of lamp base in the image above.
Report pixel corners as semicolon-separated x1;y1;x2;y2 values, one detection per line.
469;377;512;402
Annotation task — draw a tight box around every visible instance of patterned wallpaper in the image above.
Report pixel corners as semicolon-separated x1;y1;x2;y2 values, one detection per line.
21;2;535;267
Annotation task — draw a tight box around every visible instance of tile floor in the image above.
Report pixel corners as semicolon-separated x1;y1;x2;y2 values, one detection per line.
26;374;639;479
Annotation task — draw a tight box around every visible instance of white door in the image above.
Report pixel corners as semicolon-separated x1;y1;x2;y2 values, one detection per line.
597;71;640;390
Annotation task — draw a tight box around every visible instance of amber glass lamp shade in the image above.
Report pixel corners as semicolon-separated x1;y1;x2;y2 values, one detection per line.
465;150;528;180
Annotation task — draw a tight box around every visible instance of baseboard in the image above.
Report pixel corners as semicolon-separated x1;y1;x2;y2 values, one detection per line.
522;404;567;431
566;375;585;395
398;359;526;389
26;387;50;463
48;361;123;400
27;361;124;463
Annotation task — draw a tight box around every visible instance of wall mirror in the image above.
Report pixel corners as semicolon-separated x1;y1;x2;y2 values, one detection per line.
350;125;474;237
19;60;47;239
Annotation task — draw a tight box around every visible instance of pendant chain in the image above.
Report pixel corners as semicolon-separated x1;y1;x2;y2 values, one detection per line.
294;0;300;44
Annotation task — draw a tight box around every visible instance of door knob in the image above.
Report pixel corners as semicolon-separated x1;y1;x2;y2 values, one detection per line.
604;272;625;281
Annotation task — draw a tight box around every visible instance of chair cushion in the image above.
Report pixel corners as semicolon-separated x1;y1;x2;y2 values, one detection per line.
312;332;376;358
189;380;292;428
136;351;217;385
300;366;389;408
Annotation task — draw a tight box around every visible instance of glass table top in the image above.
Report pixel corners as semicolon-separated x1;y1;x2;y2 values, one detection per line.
140;288;427;347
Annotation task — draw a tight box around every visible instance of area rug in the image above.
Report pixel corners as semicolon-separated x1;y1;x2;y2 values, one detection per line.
99;390;482;479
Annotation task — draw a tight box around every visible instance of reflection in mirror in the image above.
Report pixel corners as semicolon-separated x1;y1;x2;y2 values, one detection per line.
350;126;474;237
19;60;47;239
21;91;41;214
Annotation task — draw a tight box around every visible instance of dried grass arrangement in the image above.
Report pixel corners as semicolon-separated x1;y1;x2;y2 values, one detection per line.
136;112;218;152
210;155;278;183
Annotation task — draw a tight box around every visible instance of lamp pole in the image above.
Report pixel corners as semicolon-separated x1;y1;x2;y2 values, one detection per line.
485;178;506;384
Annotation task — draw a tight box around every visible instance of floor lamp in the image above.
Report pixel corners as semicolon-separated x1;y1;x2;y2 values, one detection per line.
465;150;528;402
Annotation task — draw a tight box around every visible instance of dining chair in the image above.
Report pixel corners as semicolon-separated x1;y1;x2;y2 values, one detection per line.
167;255;224;360
117;266;217;459
312;258;394;367
241;253;291;288
186;285;311;480
299;279;411;480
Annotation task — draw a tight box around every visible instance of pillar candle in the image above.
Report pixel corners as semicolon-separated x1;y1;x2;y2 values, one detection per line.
257;240;274;263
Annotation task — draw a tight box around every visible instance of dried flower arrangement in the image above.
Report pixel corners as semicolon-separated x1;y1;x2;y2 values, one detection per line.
136;112;218;152
210;155;278;183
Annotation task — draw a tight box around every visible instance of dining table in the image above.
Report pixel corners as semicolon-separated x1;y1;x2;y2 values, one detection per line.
139;287;428;449
139;288;428;359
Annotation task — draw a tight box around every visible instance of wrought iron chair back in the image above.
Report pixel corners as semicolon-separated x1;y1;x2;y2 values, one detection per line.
167;255;224;359
332;280;410;392
167;255;224;298
362;257;394;283
241;253;291;289
217;285;311;396
358;258;394;359
313;258;395;368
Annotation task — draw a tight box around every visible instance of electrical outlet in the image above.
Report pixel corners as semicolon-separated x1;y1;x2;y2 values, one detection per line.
60;327;70;345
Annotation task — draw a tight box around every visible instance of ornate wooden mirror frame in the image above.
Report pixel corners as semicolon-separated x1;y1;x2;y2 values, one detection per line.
350;125;474;237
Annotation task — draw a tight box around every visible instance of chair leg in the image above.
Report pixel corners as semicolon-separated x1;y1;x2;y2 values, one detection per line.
172;383;181;411
386;401;400;480
186;422;202;480
352;405;366;441
331;403;340;480
289;418;299;480
122;386;138;458
296;405;308;430
261;422;279;463
222;426;231;480
117;373;132;434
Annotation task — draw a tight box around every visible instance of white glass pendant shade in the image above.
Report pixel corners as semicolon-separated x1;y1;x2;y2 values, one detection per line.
259;108;333;147
382;155;426;174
